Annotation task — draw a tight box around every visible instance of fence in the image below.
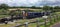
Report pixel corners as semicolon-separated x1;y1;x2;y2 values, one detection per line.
11;13;60;27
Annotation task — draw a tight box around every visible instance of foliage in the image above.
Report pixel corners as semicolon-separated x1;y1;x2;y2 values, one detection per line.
43;5;53;11
31;6;42;9
43;5;60;12
0;3;9;10
54;6;60;9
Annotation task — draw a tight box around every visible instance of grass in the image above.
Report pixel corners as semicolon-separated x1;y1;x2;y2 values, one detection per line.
28;23;36;27
0;15;10;18
0;24;17;27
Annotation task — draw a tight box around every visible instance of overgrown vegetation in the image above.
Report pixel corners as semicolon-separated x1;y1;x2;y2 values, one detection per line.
0;3;60;12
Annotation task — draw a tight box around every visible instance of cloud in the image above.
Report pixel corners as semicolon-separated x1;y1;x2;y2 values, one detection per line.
35;0;60;6
0;0;60;6
0;0;41;6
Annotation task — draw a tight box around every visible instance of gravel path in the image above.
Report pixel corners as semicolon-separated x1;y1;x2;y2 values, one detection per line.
52;22;60;27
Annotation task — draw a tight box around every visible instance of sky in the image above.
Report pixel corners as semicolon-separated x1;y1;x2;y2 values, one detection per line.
0;0;60;7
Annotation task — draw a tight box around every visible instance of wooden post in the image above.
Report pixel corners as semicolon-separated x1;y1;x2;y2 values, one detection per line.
11;14;14;22
25;22;28;27
50;16;52;25
56;14;59;21
44;19;47;27
36;20;40;27
54;15;56;22
42;16;48;27
58;14;59;21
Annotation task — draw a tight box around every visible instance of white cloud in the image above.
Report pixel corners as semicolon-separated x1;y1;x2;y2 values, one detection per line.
0;0;60;6
0;0;39;5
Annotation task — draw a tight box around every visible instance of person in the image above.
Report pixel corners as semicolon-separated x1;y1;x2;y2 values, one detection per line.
22;11;26;19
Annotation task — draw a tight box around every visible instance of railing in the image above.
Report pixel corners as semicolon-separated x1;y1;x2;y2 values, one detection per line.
11;13;60;27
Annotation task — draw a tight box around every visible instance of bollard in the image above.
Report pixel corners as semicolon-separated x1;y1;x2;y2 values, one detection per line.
25;22;28;27
36;20;40;27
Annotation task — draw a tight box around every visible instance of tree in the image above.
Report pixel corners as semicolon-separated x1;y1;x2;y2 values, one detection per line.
54;6;60;9
31;6;36;9
43;5;50;11
0;4;9;10
54;6;60;12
